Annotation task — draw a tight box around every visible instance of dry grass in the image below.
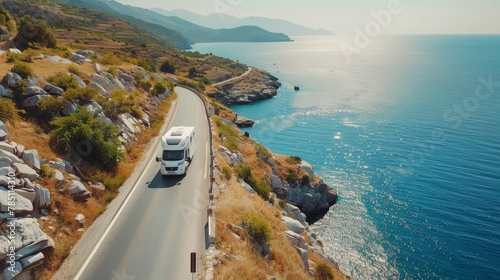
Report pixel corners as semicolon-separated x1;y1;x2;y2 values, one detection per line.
0;50;139;82
215;178;310;280
212;112;346;279
6;121;58;161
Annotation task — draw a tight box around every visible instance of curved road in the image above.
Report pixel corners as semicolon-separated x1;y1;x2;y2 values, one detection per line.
67;87;210;280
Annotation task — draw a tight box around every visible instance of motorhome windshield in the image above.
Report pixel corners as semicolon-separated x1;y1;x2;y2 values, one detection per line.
162;150;185;161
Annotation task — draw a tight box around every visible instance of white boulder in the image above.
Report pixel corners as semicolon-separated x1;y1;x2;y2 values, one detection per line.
281;216;305;234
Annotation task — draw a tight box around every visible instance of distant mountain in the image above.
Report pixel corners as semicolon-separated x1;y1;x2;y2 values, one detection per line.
152;8;334;36
71;0;291;48
58;0;192;49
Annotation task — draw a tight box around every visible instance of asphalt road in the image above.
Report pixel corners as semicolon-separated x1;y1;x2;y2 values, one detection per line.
72;87;210;280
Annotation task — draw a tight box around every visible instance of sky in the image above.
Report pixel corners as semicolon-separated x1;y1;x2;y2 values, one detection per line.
114;0;500;34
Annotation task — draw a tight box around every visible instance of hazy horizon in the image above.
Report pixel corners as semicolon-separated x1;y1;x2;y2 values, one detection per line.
113;0;500;35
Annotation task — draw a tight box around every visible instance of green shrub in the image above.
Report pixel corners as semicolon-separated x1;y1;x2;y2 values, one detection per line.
286;155;302;164
0;7;16;33
166;80;175;92
178;79;206;92
0;98;23;124
107;66;118;76
286;172;298;185
247;176;271;201
40;164;55;178
222;166;232;179
160;60;175;74
256;143;272;158
188;66;197;77
37;96;64;121
18;49;38;63
235;163;252;182
100;52;122;65
315;263;334;280
137;58;157;73
68;65;81;76
236;163;271;200
139;79;152;92
101;89;141;119
6;52;19;63
197;82;206;91
62;86;98;104
278;199;287;209
301;174;310;186
48;74;79;91
11;62;33;79
53;46;71;58
199;76;211;85
268;195;275;205
151;80;166;96
216;121;240;152
50;107;124;170
242;213;271;245
102;174;126;192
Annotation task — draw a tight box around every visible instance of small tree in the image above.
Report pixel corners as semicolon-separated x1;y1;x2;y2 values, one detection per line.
0;7;17;33
188;66;197;77
13;15;56;50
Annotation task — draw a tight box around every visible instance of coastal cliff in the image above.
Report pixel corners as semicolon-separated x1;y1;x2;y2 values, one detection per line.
207;115;347;279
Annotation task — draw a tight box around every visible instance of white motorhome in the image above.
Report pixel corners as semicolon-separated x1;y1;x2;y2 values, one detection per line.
157;126;196;175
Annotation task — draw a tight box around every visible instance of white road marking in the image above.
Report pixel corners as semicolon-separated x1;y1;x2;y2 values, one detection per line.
74;154;155;279
74;98;179;280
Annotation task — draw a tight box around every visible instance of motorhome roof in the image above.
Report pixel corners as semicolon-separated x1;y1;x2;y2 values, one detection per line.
163;126;194;140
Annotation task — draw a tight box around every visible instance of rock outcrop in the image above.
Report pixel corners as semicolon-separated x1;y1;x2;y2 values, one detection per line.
208;70;281;105
0;126;90;279
268;156;338;215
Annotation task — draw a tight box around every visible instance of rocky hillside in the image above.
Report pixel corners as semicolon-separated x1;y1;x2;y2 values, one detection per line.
0;122;54;279
205;116;347;279
0;45;178;278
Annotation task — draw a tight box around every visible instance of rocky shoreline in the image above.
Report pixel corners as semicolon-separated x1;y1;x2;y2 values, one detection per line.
213;138;344;278
208;69;281;105
208;67;347;278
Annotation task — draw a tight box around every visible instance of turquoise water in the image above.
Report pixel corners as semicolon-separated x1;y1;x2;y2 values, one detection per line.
192;35;500;279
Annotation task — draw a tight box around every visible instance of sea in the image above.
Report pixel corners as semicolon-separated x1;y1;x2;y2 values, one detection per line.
191;35;500;280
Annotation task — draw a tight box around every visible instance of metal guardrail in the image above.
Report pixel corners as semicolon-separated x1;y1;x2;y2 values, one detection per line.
176;85;216;280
